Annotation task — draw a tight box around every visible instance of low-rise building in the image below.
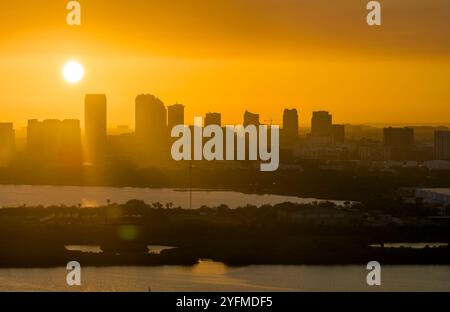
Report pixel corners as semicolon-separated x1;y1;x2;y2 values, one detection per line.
416;188;450;207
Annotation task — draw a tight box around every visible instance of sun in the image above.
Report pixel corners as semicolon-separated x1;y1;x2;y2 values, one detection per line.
62;61;84;84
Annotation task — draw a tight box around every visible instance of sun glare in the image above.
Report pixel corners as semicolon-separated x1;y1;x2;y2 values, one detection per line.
62;61;84;84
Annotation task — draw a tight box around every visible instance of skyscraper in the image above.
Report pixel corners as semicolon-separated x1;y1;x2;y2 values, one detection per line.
27;119;82;166
282;109;299;145
311;111;332;137
242;111;260;160
383;127;414;148
135;94;168;165
27;119;62;163
167;104;185;131
205;113;222;127
332;125;345;143
434;130;450;160
27;119;41;154
0;123;15;167
383;127;415;161
135;94;167;140
244;111;260;127
60;119;82;165
85;94;107;163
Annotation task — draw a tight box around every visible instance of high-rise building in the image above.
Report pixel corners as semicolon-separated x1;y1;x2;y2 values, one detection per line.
311;111;332;137
383;127;415;161
383;127;414;148
167;104;185;131
332;124;345;143
0;123;15;166
27;119;62;163
205;113;222;127
282;109;299;144
244;111;260;127
27;119;41;154
85;94;107;163
242;111;260;160
60;119;82;165
43;119;62;156
27;119;82;165
135;94;168;165
135;94;167;140
435;130;450;160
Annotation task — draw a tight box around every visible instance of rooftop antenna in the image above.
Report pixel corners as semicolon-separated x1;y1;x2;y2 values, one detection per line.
264;119;279;126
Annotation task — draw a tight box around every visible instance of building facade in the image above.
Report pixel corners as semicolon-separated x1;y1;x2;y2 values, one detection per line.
435;130;450;160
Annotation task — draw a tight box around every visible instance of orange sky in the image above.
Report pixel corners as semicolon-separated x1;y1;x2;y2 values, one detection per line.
0;0;449;128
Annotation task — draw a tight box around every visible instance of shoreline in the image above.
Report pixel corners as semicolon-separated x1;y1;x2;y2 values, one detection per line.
1;246;449;268
0;201;448;268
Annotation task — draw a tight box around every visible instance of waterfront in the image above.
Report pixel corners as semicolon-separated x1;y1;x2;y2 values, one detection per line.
0;185;349;208
0;261;448;292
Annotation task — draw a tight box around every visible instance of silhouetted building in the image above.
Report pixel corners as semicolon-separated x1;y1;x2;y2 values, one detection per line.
383;127;415;161
242;111;260;160
135;94;167;139
205;113;222;127
135;94;168;165
60;119;82;165
168;104;185;131
282;109;299;144
109;133;135;163
85;94;107;163
0;123;15;166
244;111;260;127
27;119;41;154
383;127;414;148
435;130;450;160
416;188;450;207
311;111;332;137
332;125;345;143
358;139;383;161
27;119;62;163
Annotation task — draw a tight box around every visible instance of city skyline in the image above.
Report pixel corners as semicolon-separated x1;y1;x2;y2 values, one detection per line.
1;93;449;166
2;92;450;133
0;1;449;126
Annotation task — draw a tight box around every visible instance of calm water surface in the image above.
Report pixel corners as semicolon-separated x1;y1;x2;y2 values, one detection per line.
0;185;349;208
370;243;448;249
0;261;448;292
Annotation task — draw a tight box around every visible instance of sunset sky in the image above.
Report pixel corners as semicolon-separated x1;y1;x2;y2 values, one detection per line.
0;0;449;128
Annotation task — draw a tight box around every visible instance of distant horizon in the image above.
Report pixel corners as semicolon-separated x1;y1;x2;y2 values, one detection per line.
6;118;450;132
7;119;450;133
2;95;450;131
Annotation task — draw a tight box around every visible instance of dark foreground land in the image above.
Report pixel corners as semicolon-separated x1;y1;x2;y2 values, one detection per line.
2;160;450;201
0;200;448;268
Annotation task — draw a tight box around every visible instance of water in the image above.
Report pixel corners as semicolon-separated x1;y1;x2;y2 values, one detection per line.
0;261;448;292
0;185;349;208
65;245;103;254
65;245;175;255
370;243;449;249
